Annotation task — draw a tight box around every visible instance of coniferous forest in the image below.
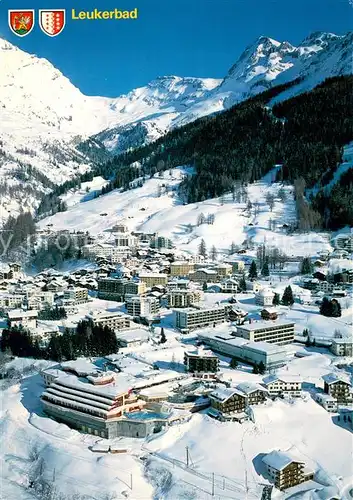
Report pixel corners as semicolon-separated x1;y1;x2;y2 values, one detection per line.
38;75;353;230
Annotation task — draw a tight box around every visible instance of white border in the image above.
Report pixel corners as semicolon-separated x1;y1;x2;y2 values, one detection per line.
39;9;66;37
8;9;35;37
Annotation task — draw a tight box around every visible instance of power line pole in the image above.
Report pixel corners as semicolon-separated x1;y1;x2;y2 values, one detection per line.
130;473;133;490
212;472;215;496
186;446;189;467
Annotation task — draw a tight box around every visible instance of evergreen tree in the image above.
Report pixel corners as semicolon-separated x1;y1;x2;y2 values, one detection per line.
272;293;280;306
252;364;260;374
210;245;217;261
230;358;238;369
239;274;247;292
261;259;270;277
281;286;294;306
198;238;207;258
258;361;266;374
202;281;208;292
229;242;236;255
249;261;258;280
301;257;313;275
320;297;332;316
331;299;341;318
302;328;309;337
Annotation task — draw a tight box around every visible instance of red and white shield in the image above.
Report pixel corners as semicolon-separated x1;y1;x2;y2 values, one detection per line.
39;9;65;37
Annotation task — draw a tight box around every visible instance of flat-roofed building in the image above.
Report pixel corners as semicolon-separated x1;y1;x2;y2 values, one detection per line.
98;278;146;301
170;261;194;277
64;287;88;304
330;338;353;356
175;305;227;331
86;310;131;331
0;293;24;309
235;320;295;345
139;273;168;288
167;289;203;308
198;331;290;370
184;347;219;375
41;373;143;438
114;233;138;248
125;295;160;318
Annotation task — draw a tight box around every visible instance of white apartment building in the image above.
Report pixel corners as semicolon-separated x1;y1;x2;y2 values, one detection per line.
167;289;203;308
114;233;138;248
0;293;24;309
235;320;295;345
82;244;130;263
125;296;160;317
86;310;131;331
262;375;302;398
7;309;38;329
175;305;227;331
330;338;353;356
63;287;88;304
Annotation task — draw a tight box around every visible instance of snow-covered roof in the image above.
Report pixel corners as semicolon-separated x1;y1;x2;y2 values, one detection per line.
322;372;351;385
262;374;302;386
8;309;38;319
237;319;295;332
210;387;244;402
262;450;304;471
61;359;99;376
236;382;268;395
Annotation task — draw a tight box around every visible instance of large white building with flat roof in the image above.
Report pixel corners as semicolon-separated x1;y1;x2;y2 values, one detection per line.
235;320;295;345
175;305;227;331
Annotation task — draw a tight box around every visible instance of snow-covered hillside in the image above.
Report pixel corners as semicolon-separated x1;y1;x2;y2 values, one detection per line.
0;31;351;223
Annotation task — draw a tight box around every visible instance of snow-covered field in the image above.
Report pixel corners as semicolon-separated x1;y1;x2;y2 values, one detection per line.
38;167;334;259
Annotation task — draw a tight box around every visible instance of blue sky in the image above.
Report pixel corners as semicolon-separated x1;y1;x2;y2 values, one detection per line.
0;0;351;97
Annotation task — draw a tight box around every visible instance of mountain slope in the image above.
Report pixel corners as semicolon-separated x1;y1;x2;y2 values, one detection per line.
0;31;351;223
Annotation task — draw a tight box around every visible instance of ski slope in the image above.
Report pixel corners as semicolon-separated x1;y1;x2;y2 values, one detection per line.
38;167;333;258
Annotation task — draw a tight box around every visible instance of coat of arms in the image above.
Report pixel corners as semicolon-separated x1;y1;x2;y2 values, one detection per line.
39;10;65;37
8;10;35;37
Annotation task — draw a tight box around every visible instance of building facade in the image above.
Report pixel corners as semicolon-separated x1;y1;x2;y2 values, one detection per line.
175;305;227;331
184;348;219;374
125;296;160;317
262;451;314;491
139;273;168;288
86;311;131;331
235;321;295;345
330;338;353;356
170;261;194;277
198;332;289;370
323;373;352;403
262;375;302;398
167;289;203;308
